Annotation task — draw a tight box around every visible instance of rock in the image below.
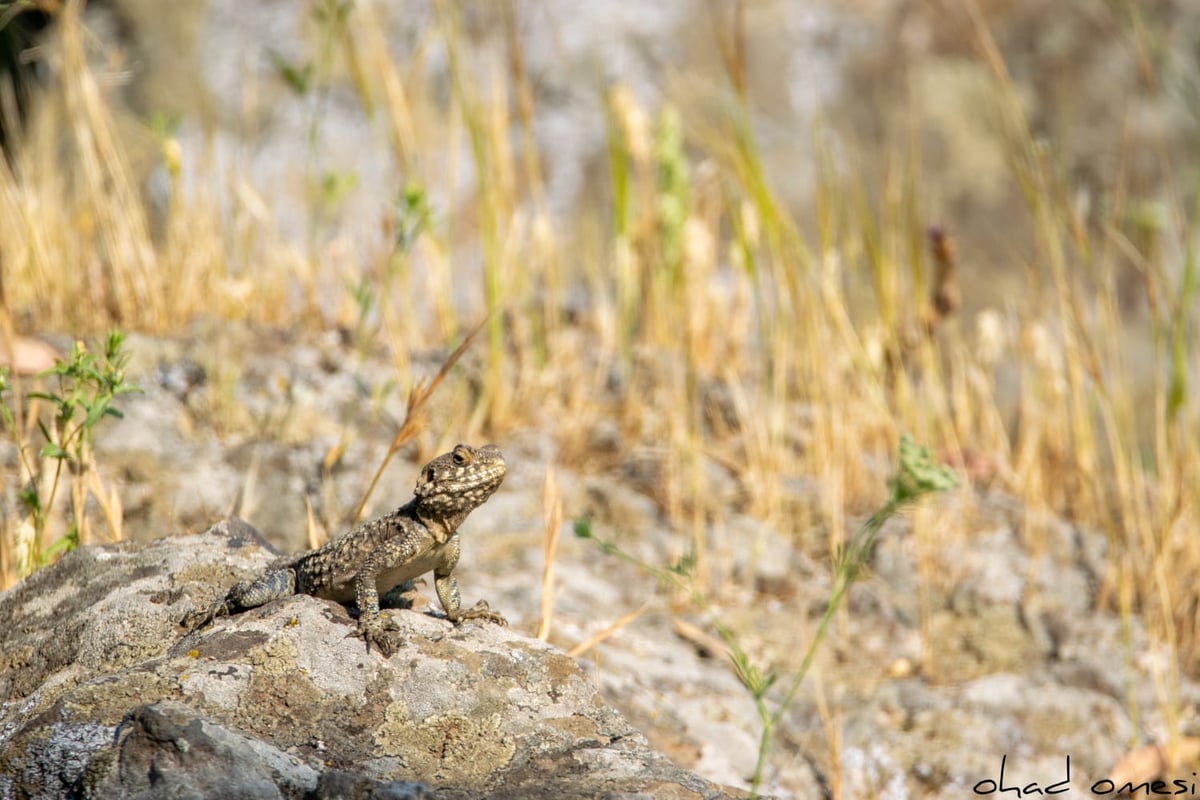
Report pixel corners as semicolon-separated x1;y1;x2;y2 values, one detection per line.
0;520;745;800
97;701;323;799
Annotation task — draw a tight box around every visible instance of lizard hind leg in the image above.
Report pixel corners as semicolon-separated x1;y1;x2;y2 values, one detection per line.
225;568;298;609
181;567;298;630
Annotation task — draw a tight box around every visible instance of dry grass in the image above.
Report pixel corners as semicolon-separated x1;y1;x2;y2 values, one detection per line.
536;461;563;642
2;0;1199;764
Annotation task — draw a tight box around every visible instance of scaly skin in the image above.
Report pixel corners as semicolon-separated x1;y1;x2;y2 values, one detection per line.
182;443;508;656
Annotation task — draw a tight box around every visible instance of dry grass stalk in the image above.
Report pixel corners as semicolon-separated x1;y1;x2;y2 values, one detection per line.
536;462;562;641
89;470;123;543
303;494;323;552
351;318;486;523
670;617;728;660
566;603;651;659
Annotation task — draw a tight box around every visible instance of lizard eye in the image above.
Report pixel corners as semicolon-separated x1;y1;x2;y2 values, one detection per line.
452;447;470;465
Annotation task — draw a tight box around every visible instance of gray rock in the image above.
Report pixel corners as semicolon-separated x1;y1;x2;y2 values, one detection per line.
97;701;322;799
0;520;745;800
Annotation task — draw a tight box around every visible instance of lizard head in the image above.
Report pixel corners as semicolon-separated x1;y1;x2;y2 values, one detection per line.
413;443;507;521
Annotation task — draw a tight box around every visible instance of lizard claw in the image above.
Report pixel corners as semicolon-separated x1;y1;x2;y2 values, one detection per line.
180;601;227;632
451;600;508;628
358;613;405;657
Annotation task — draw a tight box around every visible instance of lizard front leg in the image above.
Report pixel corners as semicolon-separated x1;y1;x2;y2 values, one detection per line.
352;538;418;657
434;533;508;627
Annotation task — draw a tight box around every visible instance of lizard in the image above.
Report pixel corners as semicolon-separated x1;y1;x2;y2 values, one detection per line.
181;443;508;657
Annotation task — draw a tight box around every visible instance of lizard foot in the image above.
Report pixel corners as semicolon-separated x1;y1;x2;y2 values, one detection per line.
180;601;228;632
357;613;405;657
450;600;508;628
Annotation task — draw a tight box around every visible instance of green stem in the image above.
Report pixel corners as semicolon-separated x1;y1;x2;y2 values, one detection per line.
749;701;774;798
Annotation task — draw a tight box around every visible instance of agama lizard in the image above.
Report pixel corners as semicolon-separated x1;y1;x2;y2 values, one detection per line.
181;443;508;657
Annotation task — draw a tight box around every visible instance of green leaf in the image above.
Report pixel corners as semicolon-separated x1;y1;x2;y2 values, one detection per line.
39;442;69;460
84;401;107;428
729;651;775;698
38;361;65;379
28;390;66;413
729;650;755;690
321;170;358;207
669;547;696;577
831;543;850;573
19;483;41;513
43;527;79;559
267;49;314;95
104;329;125;357
393;183;432;252
573;517;594;539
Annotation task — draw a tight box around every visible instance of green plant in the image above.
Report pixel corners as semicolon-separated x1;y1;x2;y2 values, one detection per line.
576;434;959;797
2;331;139;576
390;183;433;256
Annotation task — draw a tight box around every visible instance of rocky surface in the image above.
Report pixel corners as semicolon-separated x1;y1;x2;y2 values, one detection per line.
0;518;743;799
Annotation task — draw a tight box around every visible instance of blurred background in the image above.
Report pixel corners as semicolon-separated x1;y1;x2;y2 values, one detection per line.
8;1;1200;328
